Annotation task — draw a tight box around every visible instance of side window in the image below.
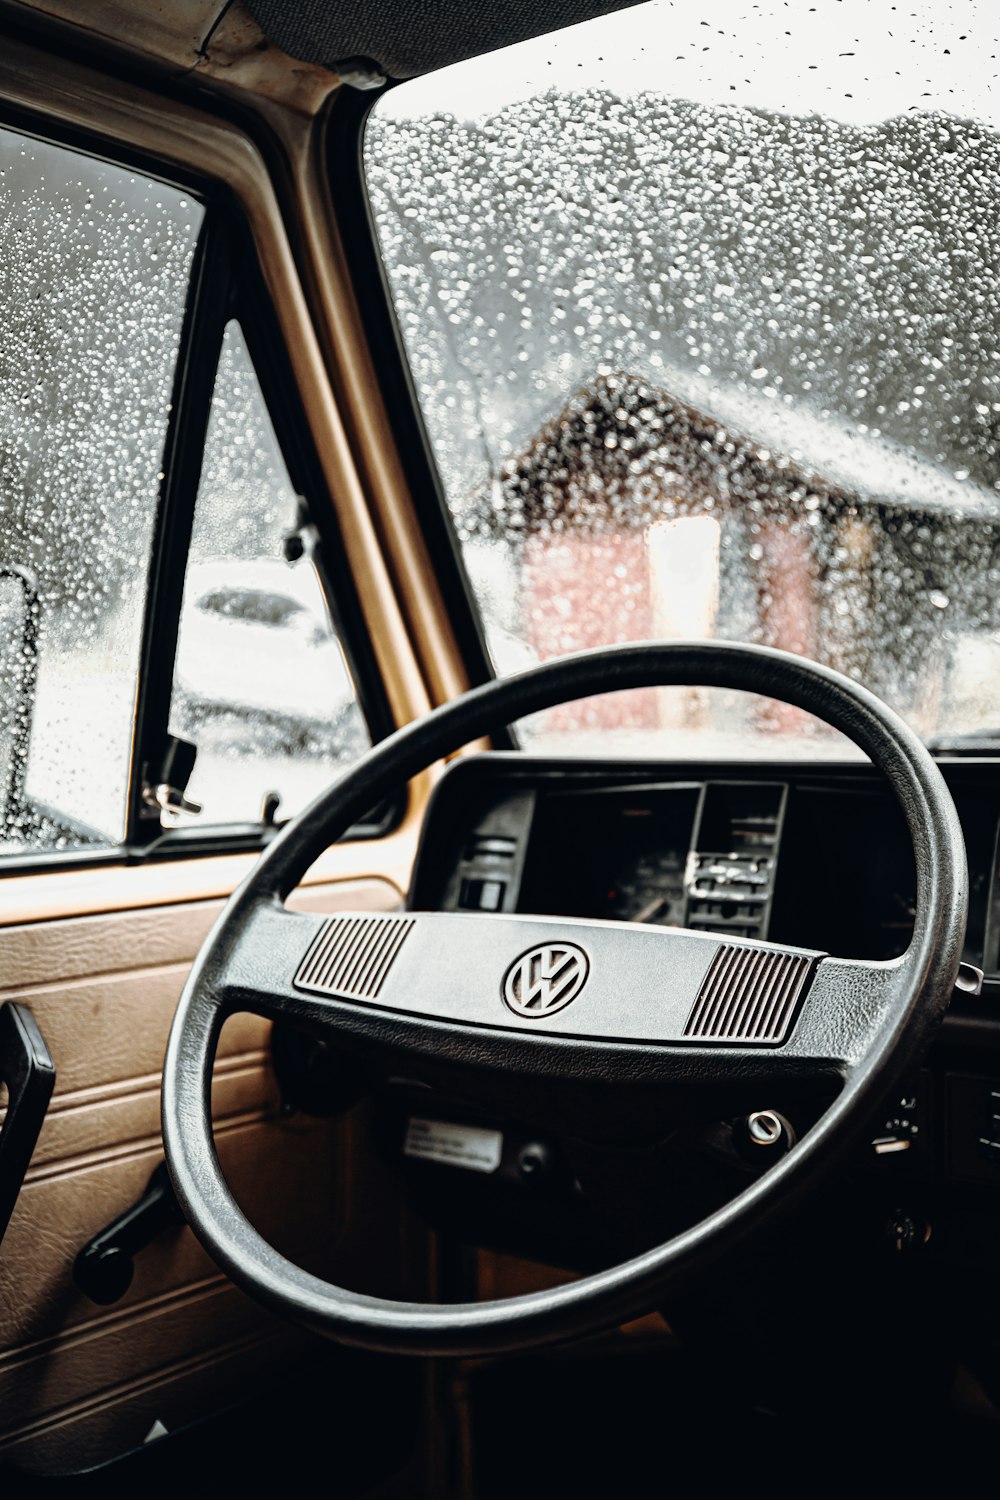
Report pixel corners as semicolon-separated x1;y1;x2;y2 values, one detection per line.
167;322;370;828
0;126;201;854
0;128;377;866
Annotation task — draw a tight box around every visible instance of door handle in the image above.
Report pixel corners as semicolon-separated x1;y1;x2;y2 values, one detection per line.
0;1002;56;1249
74;1162;184;1304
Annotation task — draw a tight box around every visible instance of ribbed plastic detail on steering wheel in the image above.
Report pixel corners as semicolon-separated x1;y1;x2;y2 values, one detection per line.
294;914;415;1001
683;944;816;1045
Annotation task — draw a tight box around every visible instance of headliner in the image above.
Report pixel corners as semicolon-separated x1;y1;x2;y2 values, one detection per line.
243;0;647;80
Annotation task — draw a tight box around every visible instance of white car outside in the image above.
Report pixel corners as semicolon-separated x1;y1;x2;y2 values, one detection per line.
174;557;357;744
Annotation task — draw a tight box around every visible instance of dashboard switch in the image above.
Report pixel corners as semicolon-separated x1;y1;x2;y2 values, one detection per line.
873;1138;911;1157
459;877;507;912
870;1077;925;1166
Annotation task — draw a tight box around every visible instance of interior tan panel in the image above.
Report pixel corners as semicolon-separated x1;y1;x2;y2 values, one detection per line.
293;123;472;712
1;1325;302;1474
2;1119;335;1389
0;1;339;116
5;1268;275;1436
0;875;404;1472
0;832;420;928
25;1056;271;1186
0;878;400;1019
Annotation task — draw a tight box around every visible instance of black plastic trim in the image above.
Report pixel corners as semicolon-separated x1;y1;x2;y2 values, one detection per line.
128;214;234;847
0;565;39;843
0;1001;55;1249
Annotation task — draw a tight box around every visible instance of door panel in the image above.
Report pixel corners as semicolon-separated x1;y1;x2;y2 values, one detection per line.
1;1304;298;1474
0;875;402;1471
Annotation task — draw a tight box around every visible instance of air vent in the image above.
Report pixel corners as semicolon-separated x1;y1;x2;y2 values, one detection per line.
465;833;517;861
686;852;774;939
294;914;415;1002
683;943;816;1046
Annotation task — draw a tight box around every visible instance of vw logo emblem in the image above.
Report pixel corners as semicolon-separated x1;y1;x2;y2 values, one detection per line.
502;942;589;1018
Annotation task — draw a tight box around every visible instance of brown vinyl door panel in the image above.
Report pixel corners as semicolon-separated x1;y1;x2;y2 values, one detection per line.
0;875;406;1472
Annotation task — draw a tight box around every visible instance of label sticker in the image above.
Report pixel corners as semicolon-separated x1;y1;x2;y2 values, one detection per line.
403;1117;503;1174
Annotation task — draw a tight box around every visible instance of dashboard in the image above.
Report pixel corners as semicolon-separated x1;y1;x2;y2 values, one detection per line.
394;752;1000;1271
412;753;1000;974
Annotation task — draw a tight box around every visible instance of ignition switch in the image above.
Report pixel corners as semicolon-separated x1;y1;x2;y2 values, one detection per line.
886;1209;932;1254
517;1141;556;1184
732;1109;796;1164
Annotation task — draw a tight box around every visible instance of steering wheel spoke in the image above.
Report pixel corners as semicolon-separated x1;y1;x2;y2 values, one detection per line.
215;901;896;1090
212;899;333;1026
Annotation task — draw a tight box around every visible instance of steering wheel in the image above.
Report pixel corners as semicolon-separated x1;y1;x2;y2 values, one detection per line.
162;641;967;1356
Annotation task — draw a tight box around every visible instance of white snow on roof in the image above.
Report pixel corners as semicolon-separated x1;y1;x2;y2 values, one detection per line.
650;358;1000;519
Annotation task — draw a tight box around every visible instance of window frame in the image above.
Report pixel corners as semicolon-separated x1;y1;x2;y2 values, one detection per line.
327;87;515;750
0;104;397;878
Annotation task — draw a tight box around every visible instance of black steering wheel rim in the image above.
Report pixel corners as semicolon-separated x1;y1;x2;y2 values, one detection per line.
162;640;967;1355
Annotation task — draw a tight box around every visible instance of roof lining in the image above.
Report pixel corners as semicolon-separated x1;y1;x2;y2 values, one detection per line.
242;0;647;81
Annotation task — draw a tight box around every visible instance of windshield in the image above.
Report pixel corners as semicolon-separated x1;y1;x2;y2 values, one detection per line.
365;1;1000;757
